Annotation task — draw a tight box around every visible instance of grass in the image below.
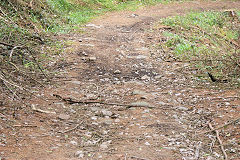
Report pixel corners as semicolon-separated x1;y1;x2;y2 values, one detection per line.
1;0;180;101
155;10;240;82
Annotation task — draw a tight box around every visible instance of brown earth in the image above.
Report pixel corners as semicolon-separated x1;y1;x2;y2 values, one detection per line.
1;1;240;160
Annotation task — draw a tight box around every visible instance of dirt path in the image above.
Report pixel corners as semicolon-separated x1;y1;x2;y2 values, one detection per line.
1;1;240;160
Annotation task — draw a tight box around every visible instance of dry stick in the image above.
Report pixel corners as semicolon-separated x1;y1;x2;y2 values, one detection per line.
13;125;37;127
208;123;228;160
9;46;22;61
2;80;20;100
28;50;49;81
58;122;82;134
164;59;227;63
6;0;24;20
0;71;25;91
9;62;45;87
53;94;155;109
199;117;240;135
0;6;14;23
0;41;15;47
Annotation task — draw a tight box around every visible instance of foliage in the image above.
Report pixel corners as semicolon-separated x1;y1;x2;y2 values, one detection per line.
0;0;182;102
158;11;240;81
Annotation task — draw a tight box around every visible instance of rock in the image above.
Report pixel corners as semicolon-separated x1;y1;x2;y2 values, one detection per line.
140;95;148;99
128;13;138;18
70;81;81;85
89;56;97;61
75;150;84;158
80;44;95;47
172;115;178;119
86;94;98;100
135;47;148;51
145;142;150;146
70;140;78;145
177;106;188;111
127;55;147;59
158;101;167;105
91;116;98;120
132;90;147;95
100;140;112;149
58;114;70;120
154;75;162;79
86;23;102;28
103;119;113;125
115;119;120;123
113;70;121;74
101;109;113;117
141;75;150;80
90;107;101;112
142;109;150;113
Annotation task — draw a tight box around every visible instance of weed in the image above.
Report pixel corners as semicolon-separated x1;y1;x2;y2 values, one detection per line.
158;10;240;81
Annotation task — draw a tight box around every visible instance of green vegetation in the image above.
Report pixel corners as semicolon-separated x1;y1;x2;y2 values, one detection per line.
46;0;179;32
157;10;240;81
0;0;182;101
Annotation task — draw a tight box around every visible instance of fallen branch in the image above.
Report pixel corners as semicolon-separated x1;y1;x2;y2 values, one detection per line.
198;117;240;135
0;41;15;47
53;94;155;109
31;104;56;114
9;62;45;87
208;123;228;160
9;45;23;61
58;122;83;134
13;125;37;127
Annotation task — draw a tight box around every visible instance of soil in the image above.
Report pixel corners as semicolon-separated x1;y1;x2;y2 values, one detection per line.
1;1;240;160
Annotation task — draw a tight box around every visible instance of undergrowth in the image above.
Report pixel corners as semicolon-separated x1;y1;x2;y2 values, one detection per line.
156;10;240;83
0;0;185;103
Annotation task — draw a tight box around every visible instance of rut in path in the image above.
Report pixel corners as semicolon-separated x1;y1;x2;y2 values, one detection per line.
2;1;240;160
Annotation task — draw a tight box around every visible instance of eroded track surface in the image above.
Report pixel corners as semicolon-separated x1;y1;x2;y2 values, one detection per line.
1;1;240;160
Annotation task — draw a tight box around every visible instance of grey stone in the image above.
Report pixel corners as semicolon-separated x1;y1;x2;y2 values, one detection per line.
177;106;188;111
101;110;113;117
90;107;101;112
89;56;97;61
70;140;78;145
70;81;81;85
58;114;70;120
86;94;97;100
132;90;147;95
135;47;148;51
113;70;121;74
86;23;102;28
141;75;150;80
100;140;112;149
75;150;84;158
154;75;162;79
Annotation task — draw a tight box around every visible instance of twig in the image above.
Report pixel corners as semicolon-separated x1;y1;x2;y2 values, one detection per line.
0;41;15;47
58;122;82;134
53;94;155;109
0;71;25;91
9;62;45;87
208;123;228;160
131;156;148;160
198;117;240;135
194;142;202;160
31;104;56;114
164;59;227;63
9;46;22;61
2;80;21;100
6;0;24;20
13;125;37;127
28;50;49;81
